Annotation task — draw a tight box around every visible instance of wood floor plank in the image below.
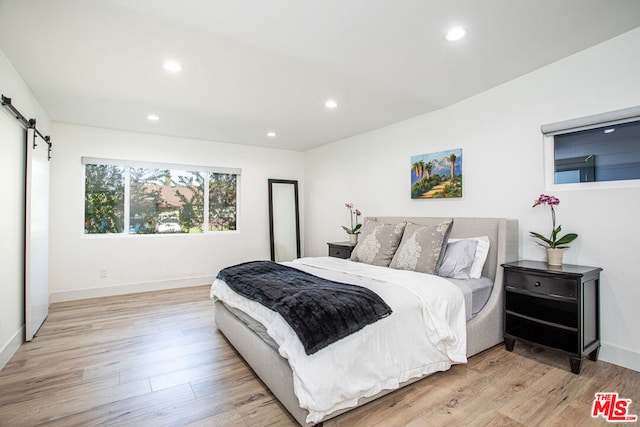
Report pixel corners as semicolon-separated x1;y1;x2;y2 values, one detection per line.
1;285;639;427
184;408;248;427
37;383;196;427
0;378;152;425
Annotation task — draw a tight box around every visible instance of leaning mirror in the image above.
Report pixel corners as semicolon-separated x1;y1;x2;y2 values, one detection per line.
268;179;301;262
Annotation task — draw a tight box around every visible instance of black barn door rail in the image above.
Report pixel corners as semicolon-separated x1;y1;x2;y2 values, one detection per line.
1;93;52;160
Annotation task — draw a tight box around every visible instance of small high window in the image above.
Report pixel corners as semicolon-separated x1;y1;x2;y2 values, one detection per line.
542;106;640;190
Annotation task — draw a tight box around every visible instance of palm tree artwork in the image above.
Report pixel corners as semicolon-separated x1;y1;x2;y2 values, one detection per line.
449;153;457;179
412;161;423;184
410;148;462;199
424;161;432;181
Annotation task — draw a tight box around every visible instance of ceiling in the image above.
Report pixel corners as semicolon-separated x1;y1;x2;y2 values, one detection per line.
1;1;639;151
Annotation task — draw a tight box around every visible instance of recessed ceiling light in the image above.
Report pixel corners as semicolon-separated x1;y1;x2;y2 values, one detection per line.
445;27;466;42
325;99;338;109
163;60;182;73
267;131;277;137
147;114;160;121
604;128;615;134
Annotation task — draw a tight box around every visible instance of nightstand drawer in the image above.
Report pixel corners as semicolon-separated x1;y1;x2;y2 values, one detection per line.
329;246;351;259
505;270;577;299
327;242;354;259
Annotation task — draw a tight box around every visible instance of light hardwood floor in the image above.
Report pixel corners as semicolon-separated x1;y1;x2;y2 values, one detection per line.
0;285;638;426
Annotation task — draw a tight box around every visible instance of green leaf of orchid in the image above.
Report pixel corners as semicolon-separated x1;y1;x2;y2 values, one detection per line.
529;231;553;246
555;233;578;246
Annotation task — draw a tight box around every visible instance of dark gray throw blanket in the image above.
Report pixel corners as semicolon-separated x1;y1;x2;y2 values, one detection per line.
216;260;392;355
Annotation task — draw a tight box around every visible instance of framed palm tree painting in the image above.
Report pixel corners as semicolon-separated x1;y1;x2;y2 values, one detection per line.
411;148;462;199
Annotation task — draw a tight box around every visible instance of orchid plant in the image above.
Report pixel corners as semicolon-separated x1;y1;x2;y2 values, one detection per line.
342;203;362;235
530;194;578;249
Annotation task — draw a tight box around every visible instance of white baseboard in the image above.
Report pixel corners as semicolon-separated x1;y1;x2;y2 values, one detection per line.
0;325;24;371
600;342;640;373
49;275;215;303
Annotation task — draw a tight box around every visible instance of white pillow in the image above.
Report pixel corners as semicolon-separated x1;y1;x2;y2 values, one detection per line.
436;239;478;279
448;236;490;279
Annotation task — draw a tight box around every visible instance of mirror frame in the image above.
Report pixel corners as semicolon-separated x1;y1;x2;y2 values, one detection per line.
268;179;301;261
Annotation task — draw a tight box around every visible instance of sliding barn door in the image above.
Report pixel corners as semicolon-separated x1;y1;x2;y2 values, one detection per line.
25;128;49;341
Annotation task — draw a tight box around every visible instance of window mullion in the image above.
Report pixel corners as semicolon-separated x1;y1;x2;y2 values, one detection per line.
124;166;131;234
204;173;210;233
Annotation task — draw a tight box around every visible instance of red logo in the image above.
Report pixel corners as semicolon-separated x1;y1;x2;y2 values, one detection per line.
592;392;638;422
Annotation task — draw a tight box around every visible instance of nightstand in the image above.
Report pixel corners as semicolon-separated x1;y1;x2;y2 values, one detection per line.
502;260;602;374
327;241;356;259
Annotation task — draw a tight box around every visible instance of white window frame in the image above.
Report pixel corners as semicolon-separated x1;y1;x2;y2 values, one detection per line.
542;106;640;191
82;157;241;236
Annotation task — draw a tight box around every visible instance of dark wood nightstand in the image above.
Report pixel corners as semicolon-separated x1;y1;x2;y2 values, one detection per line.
327;241;356;259
502;260;602;374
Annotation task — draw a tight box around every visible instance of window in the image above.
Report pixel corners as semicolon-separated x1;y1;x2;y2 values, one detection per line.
209;173;237;231
129;168;204;234
84;164;125;233
542;106;640;190
83;158;240;235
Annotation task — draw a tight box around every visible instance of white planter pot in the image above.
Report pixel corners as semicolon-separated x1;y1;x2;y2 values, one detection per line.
546;248;565;266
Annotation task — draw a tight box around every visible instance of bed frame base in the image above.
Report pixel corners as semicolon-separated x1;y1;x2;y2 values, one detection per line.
215;300;427;426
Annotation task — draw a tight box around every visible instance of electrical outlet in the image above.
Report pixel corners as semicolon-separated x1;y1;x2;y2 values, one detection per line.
100;269;108;278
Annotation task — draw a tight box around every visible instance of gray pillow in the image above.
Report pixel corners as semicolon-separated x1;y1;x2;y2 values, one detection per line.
389;219;454;274
350;220;407;267
436;239;478;279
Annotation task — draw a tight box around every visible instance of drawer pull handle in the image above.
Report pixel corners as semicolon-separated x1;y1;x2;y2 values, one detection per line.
534;281;541;287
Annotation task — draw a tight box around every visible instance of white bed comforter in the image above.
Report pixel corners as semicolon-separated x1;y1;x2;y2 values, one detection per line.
210;257;467;424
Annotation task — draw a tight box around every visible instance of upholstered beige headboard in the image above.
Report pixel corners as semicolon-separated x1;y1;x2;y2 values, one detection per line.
367;216;519;282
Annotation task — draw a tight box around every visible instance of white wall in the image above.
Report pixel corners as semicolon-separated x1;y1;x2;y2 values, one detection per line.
0;48;51;368
49;123;304;301
304;28;640;372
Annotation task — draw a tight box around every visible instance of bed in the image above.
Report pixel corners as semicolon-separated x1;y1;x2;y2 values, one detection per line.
211;216;518;425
